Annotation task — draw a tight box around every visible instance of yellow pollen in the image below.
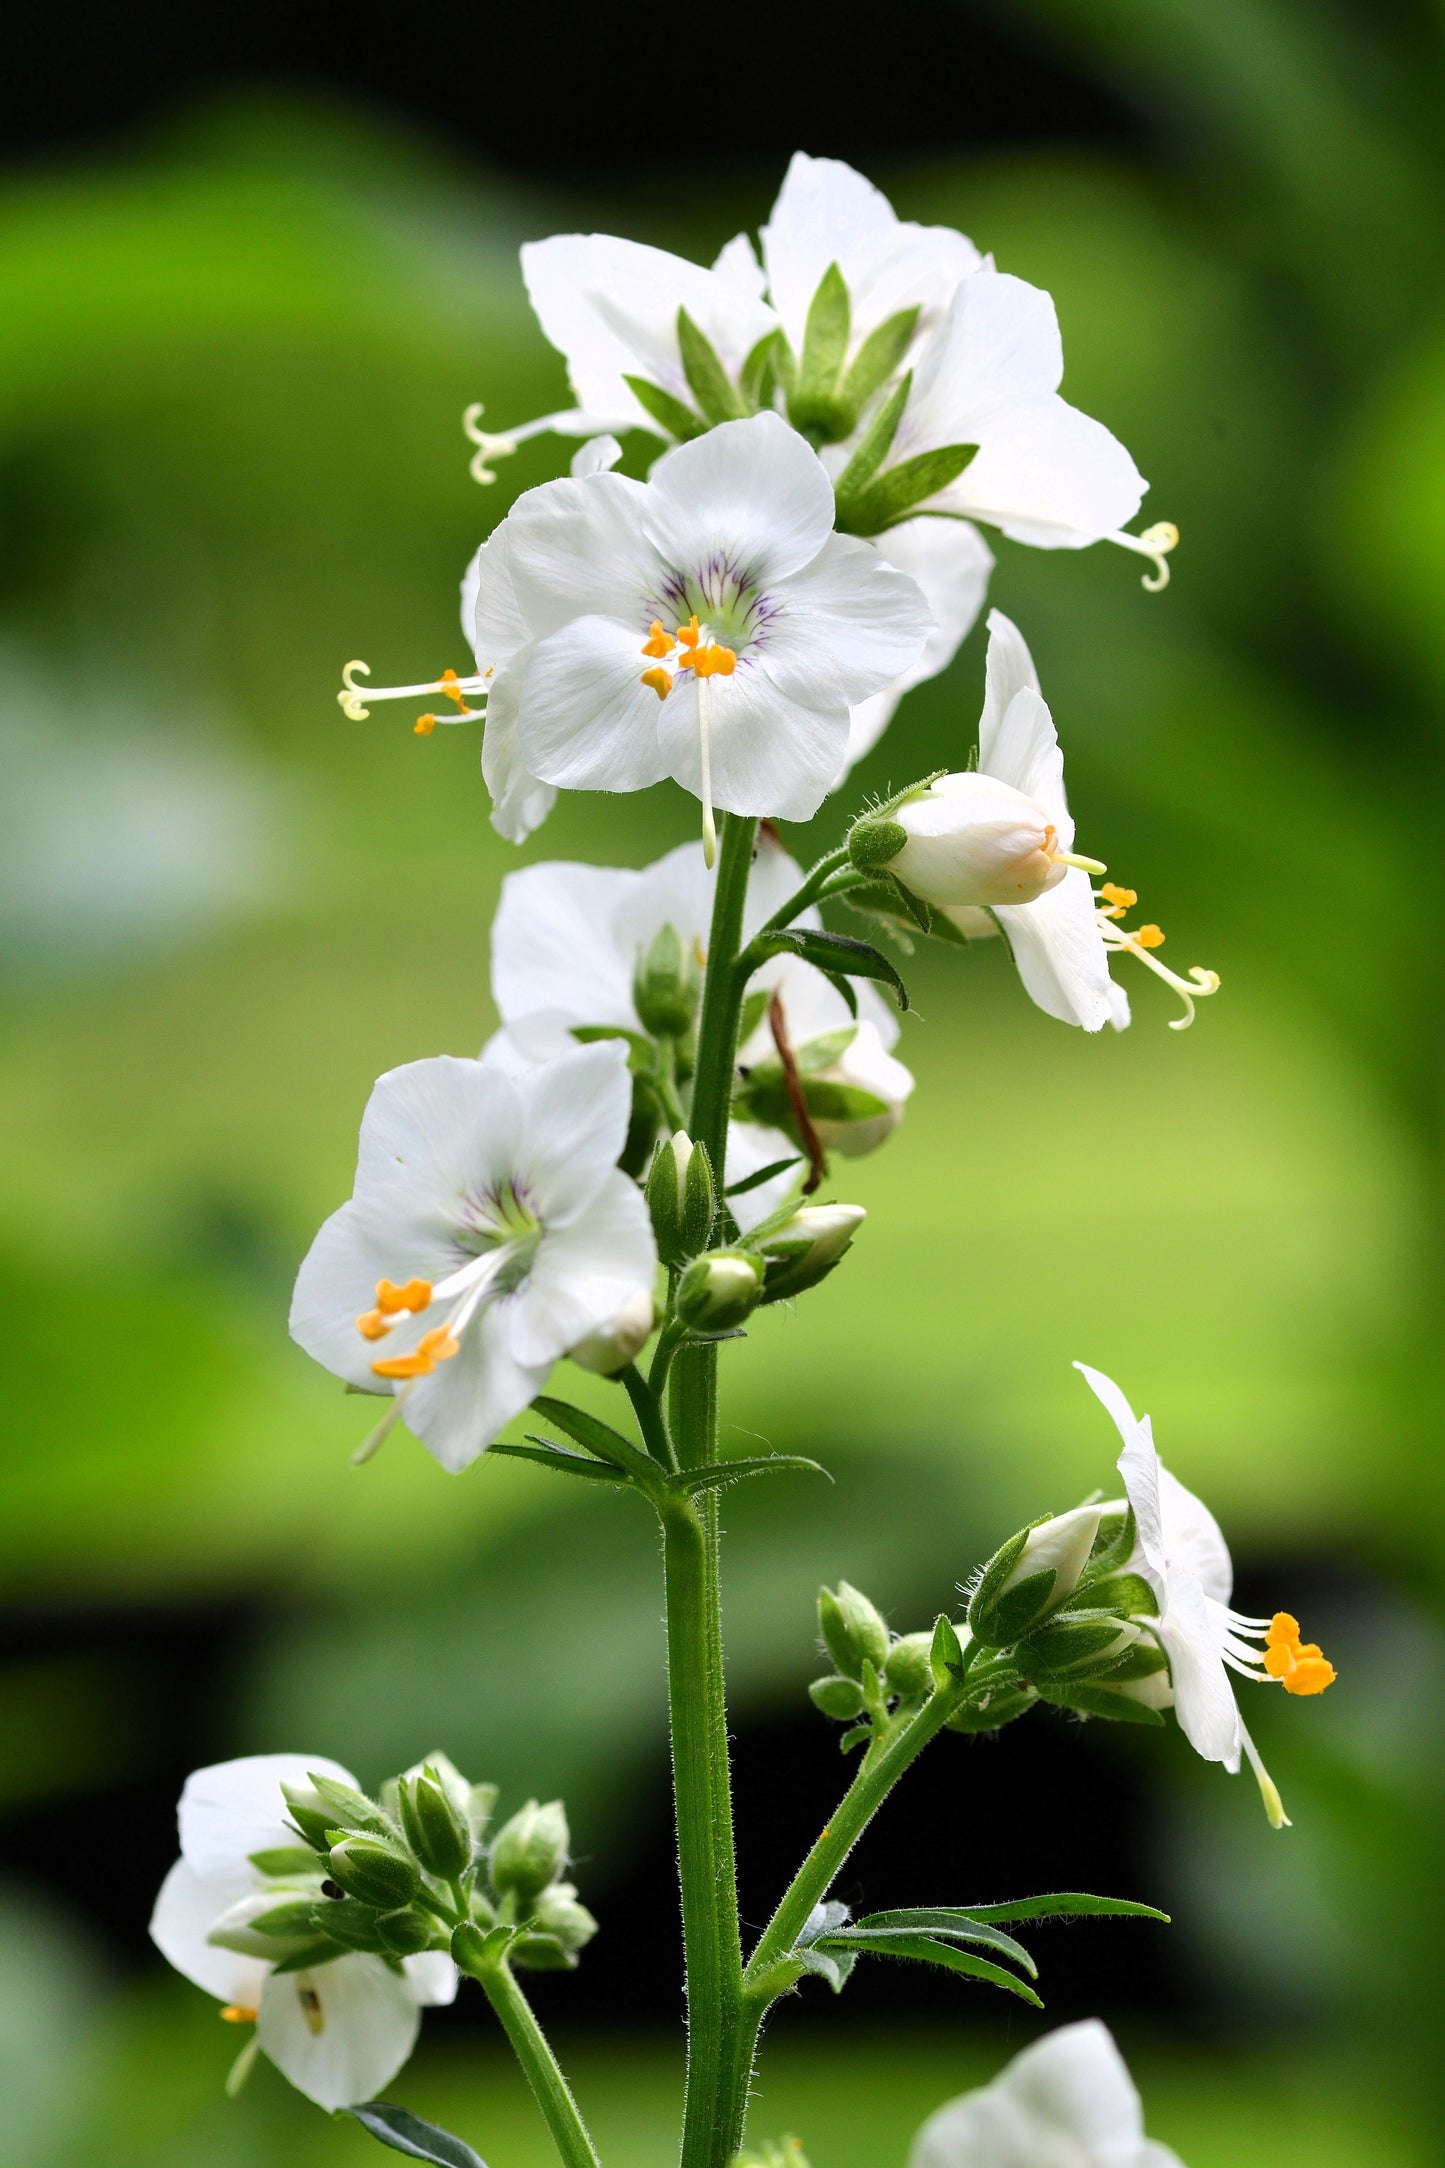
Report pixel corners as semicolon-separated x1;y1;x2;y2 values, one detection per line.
438;669;470;711
1099;882;1137;917
371;1323;460;1380
641;620;676;659
676;614;701;649
641;667;673;700
691;644;736;679
220;2005;257;2025
1133;924;1166;949
356;1309;391;1341
414;713;437;736
375;1278;432;1316
1261;1611;1336;1697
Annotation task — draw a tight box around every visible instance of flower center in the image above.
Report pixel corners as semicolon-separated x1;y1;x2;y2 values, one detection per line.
639;615;737;701
357;1187;544;1380
1095;881;1221;1030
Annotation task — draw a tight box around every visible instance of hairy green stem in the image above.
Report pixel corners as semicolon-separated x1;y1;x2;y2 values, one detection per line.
622;1362;677;1472
478;1958;602;2168
754;845;851;937
689;813;759;1178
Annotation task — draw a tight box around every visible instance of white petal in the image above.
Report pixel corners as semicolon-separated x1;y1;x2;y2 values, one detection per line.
761;532;934;707
288;1189;457;1393
711;231;767;301
150;1859;268;2006
509;1171;657;1368
841;520;993;774
1159;1574;1243;1770
513;1040;636;1223
1156;1463;1235;1606
654;660;846;823
902;272;1063;455
724;1118;804;1234
980;688;1069;836
354;1055;525;1204
910;2018;1148;2168
570;434;623;477
516;613;673;795
402;1951;459;2007
257;1956;421;2112
942;396;1146;549
502;470;661;637
465;521;532;672
491;860;645;1034
992;871;1111;1031
644;413;836;584
977;608;1041;761
402;1299;550;1472
480;659;557;845
1074;1360;1145;1446
178;1754;357;1880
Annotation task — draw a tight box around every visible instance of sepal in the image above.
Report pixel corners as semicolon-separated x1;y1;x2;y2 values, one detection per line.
818;1581;889;1679
490;1799;569;1904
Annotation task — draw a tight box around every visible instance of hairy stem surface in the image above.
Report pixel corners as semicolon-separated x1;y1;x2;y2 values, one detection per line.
478;1959;602;2168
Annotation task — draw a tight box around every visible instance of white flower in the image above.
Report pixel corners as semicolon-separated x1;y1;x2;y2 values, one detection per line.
484;835;912;1230
1075;1362;1336;1827
149;1755;456;2111
467;412;930;838
289;1043;656;1471
910;2020;1185;2168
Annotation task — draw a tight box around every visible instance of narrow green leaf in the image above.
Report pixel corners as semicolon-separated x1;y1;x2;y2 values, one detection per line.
677;308;748;424
839;306;921;409
306;1774;396;1839
838;443;979;535
815;1932;1043;2007
793;262;851;421
833;373;911;507
838;1721;872;1754
529;1395;656;1480
673;1454;830;1496
783;928;910;1010
851;1912;1036;1975
491;1440;633;1485
622;373;704;443
724;1153;804;1199
348;2101;488;2166
939;1893;1171;1926
930;1613;965;1687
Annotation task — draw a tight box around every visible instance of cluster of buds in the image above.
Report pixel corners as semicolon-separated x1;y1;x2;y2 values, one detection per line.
808;1581;938;1751
230;1759;597;1980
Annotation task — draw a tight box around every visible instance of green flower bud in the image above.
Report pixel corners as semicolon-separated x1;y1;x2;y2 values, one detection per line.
376;1907;438;1956
758;1204;866;1303
968;1504;1107;1647
633;921;700;1039
646;1133;716;1265
883;1630;934;1701
569;1290;656;1376
818;1581;889;1680
675;1249;762;1332
326;1835;420;1910
808;1673;867;1721
278;1781;340;1852
399;1767;472;1881
846;814;910;874
527;1882;598;1958
490;1799;569;1904
310;1894;389;1951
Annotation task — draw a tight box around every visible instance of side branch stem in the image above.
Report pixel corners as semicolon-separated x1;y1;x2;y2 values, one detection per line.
477;1958;602;2168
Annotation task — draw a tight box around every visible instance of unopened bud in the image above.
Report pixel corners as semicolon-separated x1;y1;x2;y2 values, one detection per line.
968;1503;1107;1646
326;1835;419;1910
569;1289;656;1376
399;1768;472;1881
312;1895;389;1952
646;1133;716;1265
866;773;1079;910
528;1882;598;1957
808;1673;867;1720
376;1907;437;1956
675;1249;762;1332
759;1204;866;1303
819;1581;889;1680
633;921;700;1038
490;1799;569;1904
883;1631;934;1701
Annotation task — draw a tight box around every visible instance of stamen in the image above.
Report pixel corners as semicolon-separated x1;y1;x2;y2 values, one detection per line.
642;620;676;659
1261;1611;1336;1697
1107;520;1180;592
375;1278;432;1316
414;714;437;736
338;662;487;725
371;1324;459;1381
688;644;737;679
676;614;701;649
356;1310;391;1341
1095;887;1220;1030
641;667;673;700
1099;883;1137;918
220;2005;258;2024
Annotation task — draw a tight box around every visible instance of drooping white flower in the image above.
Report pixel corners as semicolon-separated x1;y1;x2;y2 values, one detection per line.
149;1755;456;2111
289;1043;656;1471
484;836;912;1230
1075;1363;1336;1828
877;611;1219;1032
910;2020;1185;2168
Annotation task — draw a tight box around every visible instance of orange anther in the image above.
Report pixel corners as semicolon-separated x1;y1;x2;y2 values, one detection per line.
1133;924;1166;948
375;1278;432;1315
641;667;673;700
371;1323;460;1380
691;643;737;679
641;620;676;658
1263;1644;1293;1679
439;669;470;710
1284;1656;1336;1696
1100;882;1137;914
1267;1613;1301;1645
356;1310;391;1341
414;713;437;736
221;2005;258;2025
675;614;701;648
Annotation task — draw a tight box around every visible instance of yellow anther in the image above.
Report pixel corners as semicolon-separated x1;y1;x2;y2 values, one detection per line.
1099;882;1137;917
641;667;673;700
676;614;701;649
690;643;736;679
371;1323;460;1380
356;1310;391;1342
641;620;676;659
375;1278;432;1316
220;2005;258;2025
414;713;437;736
1266;1613;1301;1646
1261;1611;1336;1696
1133;924;1166;949
1285;1655;1337;1696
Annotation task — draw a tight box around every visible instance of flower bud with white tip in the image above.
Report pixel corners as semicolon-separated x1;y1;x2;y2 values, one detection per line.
874;771;1103;910
646;1132;716;1266
490;1799;570;1906
398;1767;472;1883
675;1249;763;1332
819;1581;890;1680
757;1203;866;1303
967;1503;1109;1647
884;1630;935;1702
526;1882;599;1960
568;1289;656;1376
632;921;701;1039
326;1836;420;1912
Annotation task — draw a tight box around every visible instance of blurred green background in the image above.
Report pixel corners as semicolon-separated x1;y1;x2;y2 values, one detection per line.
3;1;1442;2162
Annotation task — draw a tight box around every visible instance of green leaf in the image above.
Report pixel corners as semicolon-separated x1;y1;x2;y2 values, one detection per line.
794;1943;857;1993
815;1931;1042;2007
931;1892;1171;1926
792;262;851;428
738;330;781;410
269;1938;348;1975
672;1454;830;1496
622;373;704;443
762;927;910;1010
930;1613;965;1687
489;1440;633;1485
724;1153;803;1199
738;987;771;1044
248;1845;322;1876
348;2101;488;2166
529;1396;657;1482
833;373;911;507
306;1773;397;1840
838;1721;872;1754
849;1912;1036;1975
676;307;748;424
837;443;979;534
1036;1680;1167;1725
839;306;920;409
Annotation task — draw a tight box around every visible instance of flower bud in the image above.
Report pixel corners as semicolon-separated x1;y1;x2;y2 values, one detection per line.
883;1630;934;1701
734;1031;911;1161
818;1581;889;1680
633;920;700;1039
808;1673;867;1720
375;1907;438;1956
326;1835;420;1910
646;1133;716;1265
569;1289;656;1376
1019;1613;1142;1681
968;1504;1107;1647
873;775;1071;910
311;1894;390;1951
758;1204;866;1303
528;1882;598;1957
490;1799;569;1904
675;1250;763;1332
399;1767;473;1881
